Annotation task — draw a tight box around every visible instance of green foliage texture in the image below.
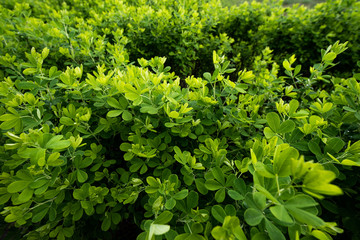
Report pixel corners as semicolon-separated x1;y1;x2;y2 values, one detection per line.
0;0;360;240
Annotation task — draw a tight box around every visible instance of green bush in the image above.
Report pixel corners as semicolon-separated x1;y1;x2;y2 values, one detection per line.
1;38;360;239
1;1;360;240
218;0;360;76
2;0;360;79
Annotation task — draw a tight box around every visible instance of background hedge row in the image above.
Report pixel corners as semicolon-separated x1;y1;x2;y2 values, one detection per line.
1;0;360;78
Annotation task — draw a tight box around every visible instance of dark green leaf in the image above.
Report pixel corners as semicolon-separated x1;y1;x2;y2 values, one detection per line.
325;137;345;154
101;216;111;231
32;208;49;223
227;190;244;201
211;205;226;223
244;208;264;226
195;178;208;195
265;219;286;240
211;167;225;185
165;197;176;210
77;170;88;183
215;188;226;203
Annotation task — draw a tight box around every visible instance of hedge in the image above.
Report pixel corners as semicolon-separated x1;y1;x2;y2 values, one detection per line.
1;0;360;240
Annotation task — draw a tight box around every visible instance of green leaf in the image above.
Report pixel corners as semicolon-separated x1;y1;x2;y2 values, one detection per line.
120;143;132;152
211;167;225;185
47;152;64;166
254;162;275;178
322;52;336;62
325;137;345;154
169;111;179;118
286;206;325;227
278;120;295;134
0;114;20;130
303;168;342;197
63;226;74;238
173;189;189;200
112;213;121;225
227;190;244;201
140;105;158;114
205;180;223;191
23;68;37;75
42;47;50;59
147;176;160;187
289;100;299;115
294;65;301;76
107;110;123;117
107;97;122;109
101;216;111;231
32;208;49;223
124;86;141;101
203;72;212;81
0;194;11;205
265;219;286;240
122;110;132;121
283;59;291;71
73;189;88;200
195;178;208;195
191;223;204;234
0;114;18;122
78;157;93;169
273;146;299;177
347;140;360;154
77;170;88;183
285;194;318;208
254;184;280;204
308;140;322;156
215;188;226;203
7;181;29;193
211;226;227;240
312;230;332;240
150;223;170;236
49;207;57;221
46;136;70;150
211;205;226;223
264;127;276;139
253;192;266;210
165;197;176;210
269;205;293;224
233;179;247;196
187;191;199;209
341;159;360;166
266;112;280;132
59;117;74;126
154;211;173;224
18;187;34;203
29;179;48;189
244;208;264;226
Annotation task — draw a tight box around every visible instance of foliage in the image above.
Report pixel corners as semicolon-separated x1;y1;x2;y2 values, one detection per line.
1;0;360;240
1;0;360;79
218;0;360;77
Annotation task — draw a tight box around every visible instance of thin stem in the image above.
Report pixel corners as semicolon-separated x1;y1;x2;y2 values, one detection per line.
275;174;280;196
